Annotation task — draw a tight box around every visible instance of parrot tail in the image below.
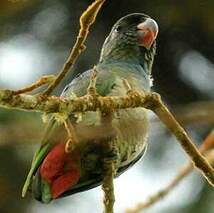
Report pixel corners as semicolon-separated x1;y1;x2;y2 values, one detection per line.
32;142;81;203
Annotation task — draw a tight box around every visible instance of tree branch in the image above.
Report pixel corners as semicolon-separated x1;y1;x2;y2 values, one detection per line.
1;89;214;187
102;159;116;213
172;101;214;125
102;139;118;213
12;75;56;95
64;119;78;153
151;101;214;126
149;93;214;186
0;89;151;114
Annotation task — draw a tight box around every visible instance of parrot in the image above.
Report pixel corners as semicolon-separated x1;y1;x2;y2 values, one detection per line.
22;13;158;203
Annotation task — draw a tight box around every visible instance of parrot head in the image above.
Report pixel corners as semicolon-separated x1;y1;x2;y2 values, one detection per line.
100;13;158;72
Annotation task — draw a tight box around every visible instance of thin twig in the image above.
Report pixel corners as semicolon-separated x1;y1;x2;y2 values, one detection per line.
64;67;98;153
102;142;117;213
122;78;132;92
102;161;115;213
87;66;98;96
126;130;214;213
12;75;56;95
148;93;214;186
200;130;214;152
41;0;106;97
172;101;214;125
150;101;214;126
63;119;78;153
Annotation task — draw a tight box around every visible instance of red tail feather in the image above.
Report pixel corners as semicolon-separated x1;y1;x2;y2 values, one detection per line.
40;142;80;198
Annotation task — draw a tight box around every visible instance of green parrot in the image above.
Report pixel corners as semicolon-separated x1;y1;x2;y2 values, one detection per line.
22;13;158;203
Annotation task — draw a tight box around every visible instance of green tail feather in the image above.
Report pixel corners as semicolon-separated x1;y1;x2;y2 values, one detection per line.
22;143;51;197
22;118;57;197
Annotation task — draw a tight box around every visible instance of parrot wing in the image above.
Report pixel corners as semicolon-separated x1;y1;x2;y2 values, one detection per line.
61;68;117;97
22;68;117;197
22;118;58;197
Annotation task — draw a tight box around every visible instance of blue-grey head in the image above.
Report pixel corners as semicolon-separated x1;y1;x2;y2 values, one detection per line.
99;13;159;73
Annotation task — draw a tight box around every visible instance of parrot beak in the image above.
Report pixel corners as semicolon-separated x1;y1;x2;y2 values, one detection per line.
137;18;159;49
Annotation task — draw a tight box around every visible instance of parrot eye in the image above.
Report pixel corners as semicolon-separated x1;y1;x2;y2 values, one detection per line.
114;25;122;32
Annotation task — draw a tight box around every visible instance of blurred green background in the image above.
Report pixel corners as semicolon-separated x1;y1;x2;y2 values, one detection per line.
0;0;213;213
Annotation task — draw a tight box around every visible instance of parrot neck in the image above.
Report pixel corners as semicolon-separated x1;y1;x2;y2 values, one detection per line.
99;43;156;74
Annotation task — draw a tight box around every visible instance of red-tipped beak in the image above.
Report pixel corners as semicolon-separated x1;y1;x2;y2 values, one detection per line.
137;18;159;49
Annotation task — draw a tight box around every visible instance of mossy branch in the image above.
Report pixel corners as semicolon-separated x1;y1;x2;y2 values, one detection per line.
101;136;118;213
0;89;151;114
102;163;115;213
150;93;214;186
11;75;56;95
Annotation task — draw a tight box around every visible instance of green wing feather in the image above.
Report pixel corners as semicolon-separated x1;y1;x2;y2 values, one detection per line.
22;118;57;197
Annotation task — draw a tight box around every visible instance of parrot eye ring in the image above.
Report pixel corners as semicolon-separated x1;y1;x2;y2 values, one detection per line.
114;25;122;32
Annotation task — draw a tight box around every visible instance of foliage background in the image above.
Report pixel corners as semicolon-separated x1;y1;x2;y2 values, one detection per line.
0;0;213;212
